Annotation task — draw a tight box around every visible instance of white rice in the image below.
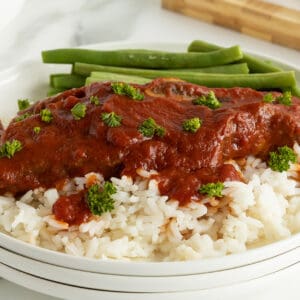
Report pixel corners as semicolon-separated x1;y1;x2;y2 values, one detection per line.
0;144;299;261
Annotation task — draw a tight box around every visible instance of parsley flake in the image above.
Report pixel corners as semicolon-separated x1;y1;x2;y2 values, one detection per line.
33;126;41;134
40;109;53;123
15;112;32;122
138;118;166;138
192;91;221;109
263;93;275;103
182;117;202;133
87;182;116;216
101;112;122;127
268;146;297;172
277;91;292;106
18;99;30;111
263;91;292;106
0;139;22;159
111;82;144;101
199;182;224;198
90;95;100;106
71;103;86;120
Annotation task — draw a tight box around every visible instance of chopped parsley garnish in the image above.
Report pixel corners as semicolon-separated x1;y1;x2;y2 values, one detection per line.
263;91;292;106
182;117;202;133
71;103;86;120
192;91;221;109
101;112;122;127
277;91;292;106
18;99;30;111
263;93;275;103
268;145;297;172
199;182;224;198
111;82;144;101
40;109;53;123
33;126;41;134
0;139;22;159
87;182;117;216
15;112;32;122
90;95;100;106
138;118;166;138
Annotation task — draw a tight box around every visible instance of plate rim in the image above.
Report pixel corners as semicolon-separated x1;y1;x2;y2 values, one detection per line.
1;244;300;292
1;229;300;276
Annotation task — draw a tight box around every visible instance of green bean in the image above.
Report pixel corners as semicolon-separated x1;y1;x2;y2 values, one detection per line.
47;87;65;96
42;46;243;69
170;63;249;74
291;86;300;97
90;71;295;90
188;40;281;73
188;40;300;96
75;63;249;80
52;74;86;89
50;73;71;87
73;62;249;77
86;72;150;85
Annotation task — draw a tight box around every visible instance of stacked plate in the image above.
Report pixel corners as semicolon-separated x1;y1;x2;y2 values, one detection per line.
0;231;300;300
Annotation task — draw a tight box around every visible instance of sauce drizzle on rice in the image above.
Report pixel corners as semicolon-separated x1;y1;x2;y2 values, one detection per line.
53;191;91;225
0;78;299;225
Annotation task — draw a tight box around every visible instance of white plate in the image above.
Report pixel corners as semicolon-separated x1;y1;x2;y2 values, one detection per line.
1;244;300;292
0;41;300;282
1;259;300;300
1;229;300;277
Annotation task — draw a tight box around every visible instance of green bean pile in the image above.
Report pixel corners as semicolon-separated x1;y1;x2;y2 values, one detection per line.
42;40;300;97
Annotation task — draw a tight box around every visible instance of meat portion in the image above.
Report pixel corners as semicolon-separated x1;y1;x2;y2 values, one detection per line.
0;78;299;203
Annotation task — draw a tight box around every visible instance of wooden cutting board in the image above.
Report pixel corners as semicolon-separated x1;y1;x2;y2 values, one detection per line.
162;0;300;50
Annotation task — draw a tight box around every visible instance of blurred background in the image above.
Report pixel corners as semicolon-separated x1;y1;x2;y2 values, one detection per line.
0;0;298;70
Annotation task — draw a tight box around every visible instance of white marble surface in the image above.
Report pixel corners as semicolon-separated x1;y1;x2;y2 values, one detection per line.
0;0;299;70
0;0;299;299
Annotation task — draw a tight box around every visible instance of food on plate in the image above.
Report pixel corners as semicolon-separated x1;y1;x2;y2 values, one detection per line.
0;40;299;261
42;46;243;68
1;78;298;197
43;40;300;96
84;67;295;89
0;76;299;261
188;40;300;97
188;40;282;73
